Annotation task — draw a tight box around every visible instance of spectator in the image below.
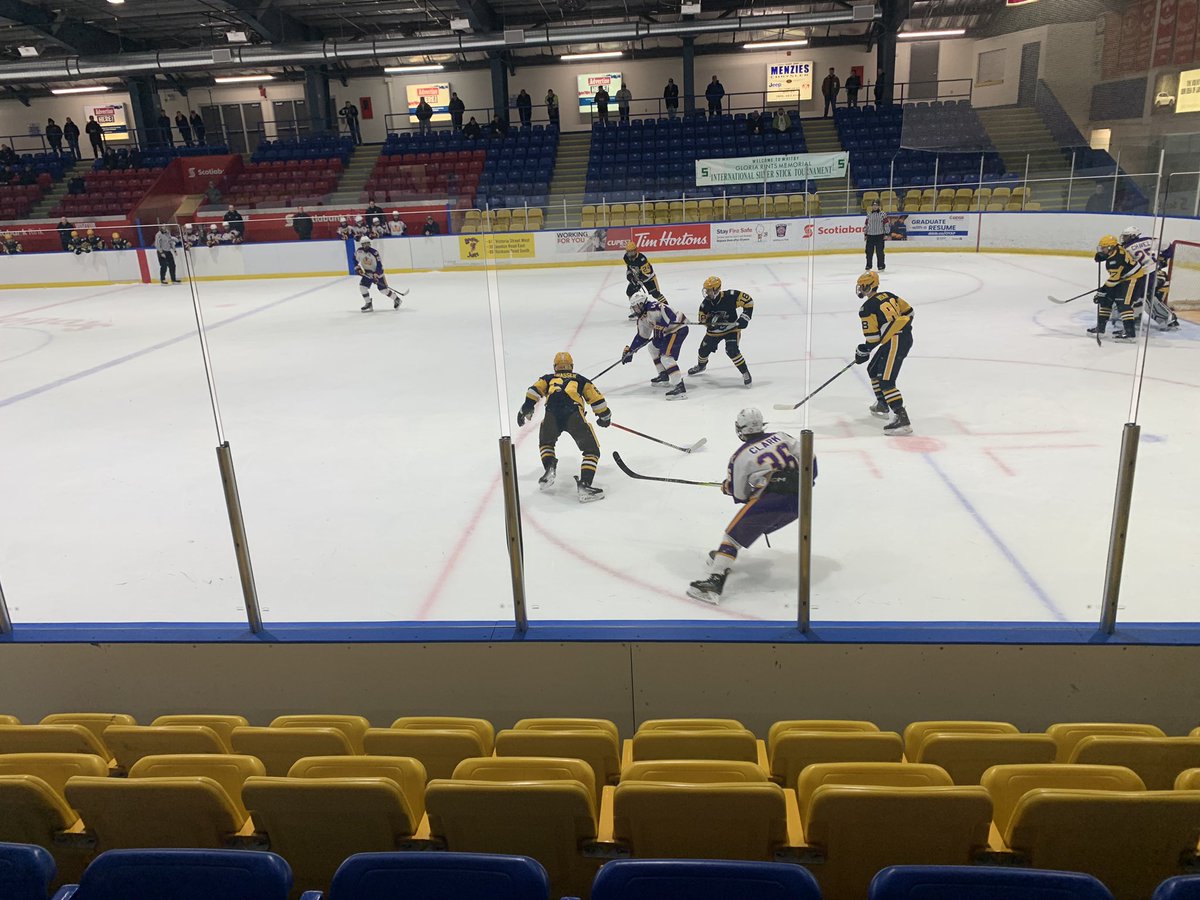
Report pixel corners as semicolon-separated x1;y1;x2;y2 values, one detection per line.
415;97;434;135
388;210;407;236
175;111;193;146
340;100;362;144
448;92;465;131
422;214;440;235
204;180;222;206
516;89;532;128
490;115;509;138
223;203;245;236
616;83;632;123
845;70;862;108
190;110;206;145
67;175;86;195
545;89;559;127
18;165;34;186
594;85;610;124
103;149;120;171
0;144;15;165
705;76;725;117
365;196;384;221
773;108;792;133
156;110;172;146
746;111;761;135
664;78;679;118
45;119;63;155
1085;181;1111;212
85;116;104;157
874;68;889;107
463;116;482;139
62;118;81;158
292;206;313;240
821;68;840;117
56;216;74;251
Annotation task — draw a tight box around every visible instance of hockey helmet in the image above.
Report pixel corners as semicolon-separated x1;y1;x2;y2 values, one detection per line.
210;224;218;231
222;221;231;229
355;215;364;223
629;289;651;315
339;216;348;224
70;230;78;237
111;231;120;240
1097;234;1119;256
871;198;881;209
856;271;880;298
553;351;574;373
391;210;401;217
359;236;372;247
702;275;722;299
86;228;95;236
735;407;766;440
184;223;194;231
1120;226;1140;244
624;240;638;254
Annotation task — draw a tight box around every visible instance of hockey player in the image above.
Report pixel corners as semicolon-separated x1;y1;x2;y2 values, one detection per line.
1;232;22;254
206;224;222;247
623;240;666;315
180;223;201;249
1090;234;1145;342
351;215;369;240
68;230;90;254
110;231;131;250
354;236;407;312
336;216;353;241
516;351;611;503
687;408;813;604
369;216;388;239
854;271;914;435
1147;244;1180;330
85;228;104;251
622;291;689;400
387;211;407;237
688;276;753;386
222;221;244;245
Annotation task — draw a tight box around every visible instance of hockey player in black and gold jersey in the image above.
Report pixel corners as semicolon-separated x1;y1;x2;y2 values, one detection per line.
854;271;914;436
623;241;666;305
517;351;612;503
1090;234;1145;342
687;275;753;386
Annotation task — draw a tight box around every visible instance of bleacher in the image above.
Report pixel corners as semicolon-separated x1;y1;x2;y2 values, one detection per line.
369;145;485;206
863;185;1041;213
3;712;1200;898
251;135;354;166
52;168;161;219
212;135;353;211
585;113;811;203
581;192;820;228
0;153;74;220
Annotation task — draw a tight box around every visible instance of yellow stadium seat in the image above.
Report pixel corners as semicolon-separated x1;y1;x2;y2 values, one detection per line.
954;188;974;200
580;214;595;228
806;195;821;214
969;199;986;211
787;195;806;216
903;201;920;212
622;759;766;783
713;199;728;219
640;719;746;732
0;772;97;885
904;722;1019;762
528;209;544;230
271;716;370;753
915;734;1058;785
991;187;1012;203
1012;186;1029;199
683;201;699;222
952;200;970;212
653;201;669;214
631;729;758;763
904;190;923;202
986;202;1006;212
581;204;595;217
1005;790;1200;900
1046;723;1166;763
1175;768;1200;789
0;725;110;759
242;774;424;895
613;780;788;860
976;188;992;203
288;755;426;819
40;715;134;756
104;726;230;773
921;189;937;201
426;757;599;900
0;715;19;725
496;729;620;803
364;729;488;782
1006;199;1023;211
654;212;670;224
760;196;776;217
609;215;627;227
509;211;528;232
130;753;265;820
1069;736;1200;790
919;202;936;212
803;786;993;900
515;718;618;741
698;199;714;220
771;732;904;789
743;198;761;220
0;752;108;797
980;763;1145;835
796;762;953;823
494;208;512;222
769;721;880;755
937;188;956;201
935;201;953;212
230;726;355;776
1024;201;1042;210
881;190;900;207
65;775;247;851
151;716;248;746
460;223;480;233
727;198;744;217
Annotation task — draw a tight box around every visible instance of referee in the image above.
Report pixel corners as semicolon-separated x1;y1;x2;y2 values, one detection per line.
864;198;888;271
154;224;180;285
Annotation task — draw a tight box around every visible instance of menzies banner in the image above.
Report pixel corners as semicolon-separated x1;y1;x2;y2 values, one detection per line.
695;152;848;186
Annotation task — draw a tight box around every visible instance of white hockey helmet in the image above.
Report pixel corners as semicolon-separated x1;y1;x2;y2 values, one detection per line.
339;216;348;224
629;289;650;315
1120;226;1141;244
355;215;364;223
735;407;766;440
359;236;372;247
391;209;401;217
209;224;218;231
184;223;194;231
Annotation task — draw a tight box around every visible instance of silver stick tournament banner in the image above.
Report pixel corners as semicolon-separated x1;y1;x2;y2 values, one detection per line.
695;151;849;185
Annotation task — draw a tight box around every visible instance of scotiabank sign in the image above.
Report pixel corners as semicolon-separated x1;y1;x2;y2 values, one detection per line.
180;155;239;192
605;224;711;252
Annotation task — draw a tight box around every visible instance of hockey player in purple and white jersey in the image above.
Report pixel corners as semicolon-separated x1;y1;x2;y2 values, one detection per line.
354;237;408;312
687;407;816;604
621;290;690;400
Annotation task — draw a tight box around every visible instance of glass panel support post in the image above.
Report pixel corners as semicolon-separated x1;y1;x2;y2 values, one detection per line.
0;575;11;635
216;441;263;634
1099;422;1140;635
797;429;814;633
499;436;528;632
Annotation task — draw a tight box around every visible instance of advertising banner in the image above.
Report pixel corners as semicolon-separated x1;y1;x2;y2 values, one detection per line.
602;224;711;252
887;213;972;243
406;82;451;123
577;73;623;112
84;102;130;142
696;152;848;186
180;155;239;193
1154;0;1177;66
459;232;536;260
766;61;814;102
1176;0;1198;66
1177;67;1200;112
553;229;612;255
711;220;803;251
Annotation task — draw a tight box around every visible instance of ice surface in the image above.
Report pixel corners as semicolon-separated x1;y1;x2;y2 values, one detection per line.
1;251;1196;626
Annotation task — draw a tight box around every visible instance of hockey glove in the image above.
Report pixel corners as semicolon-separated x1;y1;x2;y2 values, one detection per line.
597;413;611;428
621;346;634;364
854;345;871;365
737;315;750;329
721;478;732;496
517;404;534;427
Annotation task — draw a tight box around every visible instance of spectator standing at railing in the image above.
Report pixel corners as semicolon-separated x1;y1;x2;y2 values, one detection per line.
190;110;206;145
705;76;725;117
594;85;611;124
292;206;313;241
45;119;64;155
449;92;465;131
175;112;193;146
463;116;482;139
56;216;74;251
155;110;172;146
85;117;104;157
821;68;841;117
874;68;889;107
340;100;362;145
845;71;862;108
664;78;679;118
0;144;15;165
516;89;533;128
616;83;632;123
773;108;791;133
415;97;434;135
63;118;81;159
545;89;559;127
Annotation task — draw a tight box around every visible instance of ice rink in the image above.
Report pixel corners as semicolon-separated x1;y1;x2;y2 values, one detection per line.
1;248;1197;626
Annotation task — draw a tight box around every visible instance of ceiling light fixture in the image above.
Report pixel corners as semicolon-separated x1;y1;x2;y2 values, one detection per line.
898;29;967;38
384;64;445;73
106;0;125;5
560;50;623;61
213;74;275;83
50;85;111;95
17;45;38;57
743;39;809;49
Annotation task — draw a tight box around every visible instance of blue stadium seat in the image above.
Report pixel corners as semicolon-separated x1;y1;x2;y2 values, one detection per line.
592;860;822;900
869;866;1115;900
0;842;55;900
1155;877;1200;900
321;852;549;900
54;850;292;900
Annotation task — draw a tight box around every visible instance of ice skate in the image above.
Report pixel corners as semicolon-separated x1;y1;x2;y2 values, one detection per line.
878;265;886;271
869;400;890;418
538;462;556;492
687;569;729;605
664;382;687;400
360;301;373;312
1112;330;1136;342
574;476;604;503
650;372;670;385
687;361;707;376
883;407;912;436
742;371;752;386
393;294;403;309
1087;325;1106;335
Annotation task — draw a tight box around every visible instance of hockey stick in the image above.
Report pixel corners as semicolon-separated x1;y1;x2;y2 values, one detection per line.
772;361;856;411
1047;288;1096;305
612;452;721;487
592;358;624;380
611;422;707;453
